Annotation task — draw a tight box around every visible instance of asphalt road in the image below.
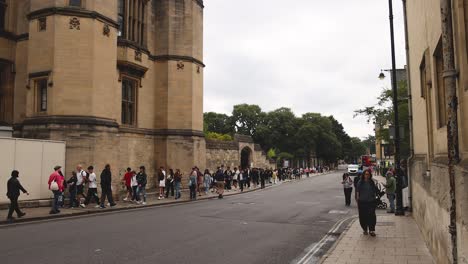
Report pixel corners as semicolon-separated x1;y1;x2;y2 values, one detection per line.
0;171;358;264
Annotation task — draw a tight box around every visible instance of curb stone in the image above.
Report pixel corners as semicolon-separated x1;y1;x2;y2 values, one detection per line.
0;182;273;227
317;217;357;264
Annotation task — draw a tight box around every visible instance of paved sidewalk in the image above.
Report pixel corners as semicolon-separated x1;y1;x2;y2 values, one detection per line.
0;171;334;225
320;214;434;264
320;173;434;264
0;184;273;225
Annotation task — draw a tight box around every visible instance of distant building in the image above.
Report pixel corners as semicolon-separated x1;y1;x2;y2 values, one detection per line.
406;1;468;263
0;0;206;188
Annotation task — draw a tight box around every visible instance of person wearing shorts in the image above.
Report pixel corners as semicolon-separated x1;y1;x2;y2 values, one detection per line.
214;167;225;199
76;164;87;208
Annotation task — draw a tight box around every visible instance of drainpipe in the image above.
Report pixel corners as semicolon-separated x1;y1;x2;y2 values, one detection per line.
402;0;413;211
440;0;460;263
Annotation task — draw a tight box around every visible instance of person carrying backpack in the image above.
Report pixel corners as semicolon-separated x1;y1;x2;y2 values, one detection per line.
75;164;87;208
48;166;64;214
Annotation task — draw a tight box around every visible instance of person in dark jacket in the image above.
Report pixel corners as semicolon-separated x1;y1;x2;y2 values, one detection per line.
215;167;225;199
6;170;29;221
165;169;175;198
99;164;116;209
136;166;148;205
356;169;378;236
67;171;78;208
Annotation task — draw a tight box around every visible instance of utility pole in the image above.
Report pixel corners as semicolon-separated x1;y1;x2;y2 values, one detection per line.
440;0;459;263
387;0;404;216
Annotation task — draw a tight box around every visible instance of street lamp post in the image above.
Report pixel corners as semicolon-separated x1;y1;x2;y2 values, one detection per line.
381;0;404;216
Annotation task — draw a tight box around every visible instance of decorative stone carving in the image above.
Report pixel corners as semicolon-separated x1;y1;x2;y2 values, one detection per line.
38;17;47;31
69;17;80;30
103;24;110;36
177;61;185;70
135;51;142;62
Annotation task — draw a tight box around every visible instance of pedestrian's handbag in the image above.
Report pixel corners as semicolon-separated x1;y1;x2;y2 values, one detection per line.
50;180;59;191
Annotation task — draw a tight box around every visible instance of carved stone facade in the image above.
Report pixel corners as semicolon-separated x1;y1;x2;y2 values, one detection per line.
0;0;206;193
406;1;468;263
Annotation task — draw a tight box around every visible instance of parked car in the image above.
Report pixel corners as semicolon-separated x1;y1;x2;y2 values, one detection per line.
347;164;359;176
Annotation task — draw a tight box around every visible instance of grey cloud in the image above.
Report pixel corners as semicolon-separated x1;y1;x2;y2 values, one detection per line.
204;0;407;138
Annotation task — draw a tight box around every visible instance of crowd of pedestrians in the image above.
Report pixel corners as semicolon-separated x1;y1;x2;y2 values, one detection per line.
5;163;329;220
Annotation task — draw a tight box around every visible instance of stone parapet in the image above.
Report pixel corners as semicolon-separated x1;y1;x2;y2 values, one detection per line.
206;139;238;150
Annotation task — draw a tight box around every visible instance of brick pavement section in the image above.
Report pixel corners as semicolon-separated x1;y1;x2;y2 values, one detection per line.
320;215;434;264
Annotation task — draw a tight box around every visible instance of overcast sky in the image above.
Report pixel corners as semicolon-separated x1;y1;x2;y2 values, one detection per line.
203;0;407;139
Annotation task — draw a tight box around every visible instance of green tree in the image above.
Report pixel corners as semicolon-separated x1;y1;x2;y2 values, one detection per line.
255;107;298;153
203;112;233;134
349;137;367;163
354;79;410;159
231;104;265;137
329;116;353;160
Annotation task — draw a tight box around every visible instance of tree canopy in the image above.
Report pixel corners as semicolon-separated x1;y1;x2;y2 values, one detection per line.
204;104;367;165
354;79;410;159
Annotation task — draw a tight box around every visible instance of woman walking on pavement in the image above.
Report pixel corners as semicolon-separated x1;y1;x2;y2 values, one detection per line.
356;169;378;237
341;173;353;206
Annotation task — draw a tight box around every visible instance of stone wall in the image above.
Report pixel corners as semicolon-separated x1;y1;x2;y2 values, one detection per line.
205;136;276;172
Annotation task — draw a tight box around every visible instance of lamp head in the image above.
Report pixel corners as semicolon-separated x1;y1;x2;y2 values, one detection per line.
378;71;386;80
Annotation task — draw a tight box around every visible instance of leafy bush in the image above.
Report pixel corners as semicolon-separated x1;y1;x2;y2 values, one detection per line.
205;132;233;141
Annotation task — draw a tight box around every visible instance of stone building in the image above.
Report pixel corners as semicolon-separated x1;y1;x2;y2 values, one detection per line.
0;0;206;188
205;134;276;171
406;0;468;262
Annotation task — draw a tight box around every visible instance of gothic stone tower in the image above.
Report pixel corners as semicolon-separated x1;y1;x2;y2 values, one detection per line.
0;0;205;190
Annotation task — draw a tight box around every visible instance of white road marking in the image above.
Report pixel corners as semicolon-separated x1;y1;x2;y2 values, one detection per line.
294;215;356;264
328;210;349;214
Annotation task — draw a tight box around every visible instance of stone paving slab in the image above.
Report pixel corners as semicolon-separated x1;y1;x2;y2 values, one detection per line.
319;214;435;264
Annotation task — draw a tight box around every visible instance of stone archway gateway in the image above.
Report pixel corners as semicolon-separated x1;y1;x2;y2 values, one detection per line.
241;146;253;169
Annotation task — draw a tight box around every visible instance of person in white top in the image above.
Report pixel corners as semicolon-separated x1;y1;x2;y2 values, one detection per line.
158;167;166;200
76;164;87;208
130;171;139;203
84;166;99;207
233;168;240;190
